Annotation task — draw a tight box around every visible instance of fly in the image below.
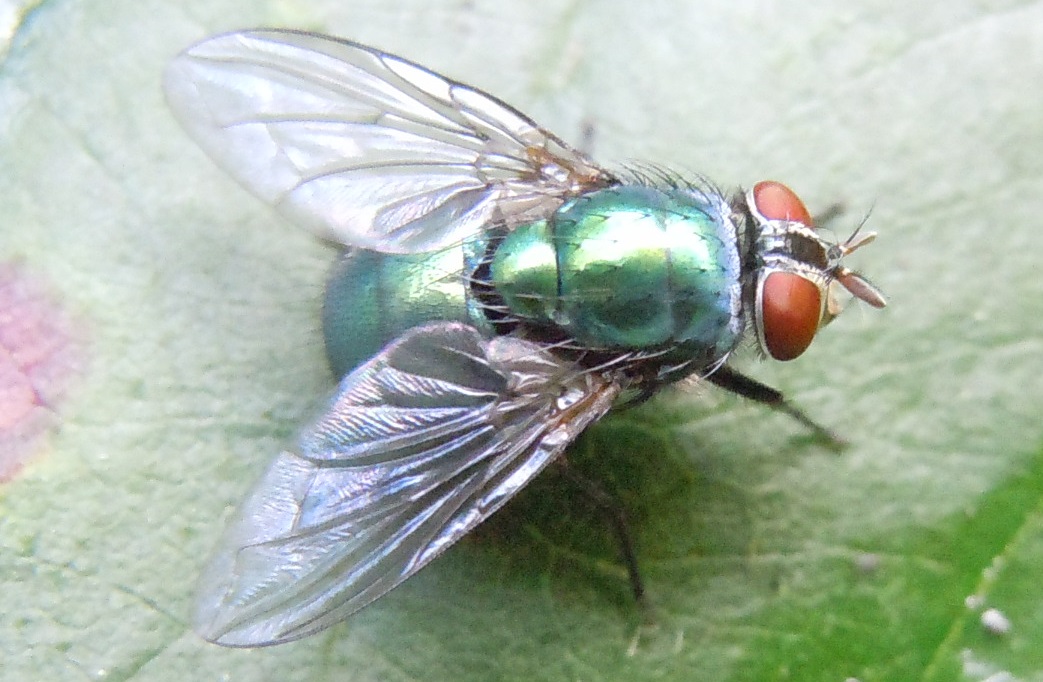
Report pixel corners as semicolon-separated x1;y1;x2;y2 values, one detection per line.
164;29;886;647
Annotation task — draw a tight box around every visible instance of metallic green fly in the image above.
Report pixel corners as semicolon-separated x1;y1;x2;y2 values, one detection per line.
164;29;886;647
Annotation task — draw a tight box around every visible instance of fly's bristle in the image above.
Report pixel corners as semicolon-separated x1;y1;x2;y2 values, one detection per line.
615;163;723;203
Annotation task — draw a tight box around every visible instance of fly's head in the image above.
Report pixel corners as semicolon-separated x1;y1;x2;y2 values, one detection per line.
738;180;887;361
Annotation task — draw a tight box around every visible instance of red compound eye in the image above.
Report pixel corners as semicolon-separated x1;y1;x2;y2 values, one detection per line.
752;180;813;226
760;271;822;361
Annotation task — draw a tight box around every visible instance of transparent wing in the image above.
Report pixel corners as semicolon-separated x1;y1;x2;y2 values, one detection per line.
194;322;622;646
164;30;613;253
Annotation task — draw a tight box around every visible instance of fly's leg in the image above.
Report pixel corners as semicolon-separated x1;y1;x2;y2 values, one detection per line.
707;365;846;450
558;461;651;615
813;202;845;228
579;119;597;156
614;385;659;410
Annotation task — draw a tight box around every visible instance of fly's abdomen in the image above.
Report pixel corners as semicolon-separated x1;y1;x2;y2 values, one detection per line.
322;247;475;378
490;185;743;353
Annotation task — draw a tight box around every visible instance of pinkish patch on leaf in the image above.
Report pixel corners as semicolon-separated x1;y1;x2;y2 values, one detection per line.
0;263;85;482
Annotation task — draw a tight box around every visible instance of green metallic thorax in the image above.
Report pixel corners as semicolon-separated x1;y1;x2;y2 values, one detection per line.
323;185;744;380
490;186;742;351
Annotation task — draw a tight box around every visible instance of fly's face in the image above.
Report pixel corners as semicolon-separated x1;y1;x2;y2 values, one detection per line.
739;181;887;361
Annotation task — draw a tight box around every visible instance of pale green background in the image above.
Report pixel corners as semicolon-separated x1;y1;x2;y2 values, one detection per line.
2;1;1041;680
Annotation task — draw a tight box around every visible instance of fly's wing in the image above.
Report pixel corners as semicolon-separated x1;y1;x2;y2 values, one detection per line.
164;30;613;253
195;322;622;646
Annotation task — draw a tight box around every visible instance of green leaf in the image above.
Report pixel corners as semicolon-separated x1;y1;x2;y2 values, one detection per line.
2;1;1040;680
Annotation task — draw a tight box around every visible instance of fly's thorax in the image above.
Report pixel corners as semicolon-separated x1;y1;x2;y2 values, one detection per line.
741;181;887;362
488;185;744;358
322;247;478;378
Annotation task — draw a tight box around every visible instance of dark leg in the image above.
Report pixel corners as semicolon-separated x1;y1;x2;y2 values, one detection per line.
707;365;846;450
558;462;649;611
813;202;845;228
579;119;597;156
615;385;659;410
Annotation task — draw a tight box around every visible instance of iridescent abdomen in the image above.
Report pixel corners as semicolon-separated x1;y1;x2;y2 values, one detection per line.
322;247;474;378
491;185;743;354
